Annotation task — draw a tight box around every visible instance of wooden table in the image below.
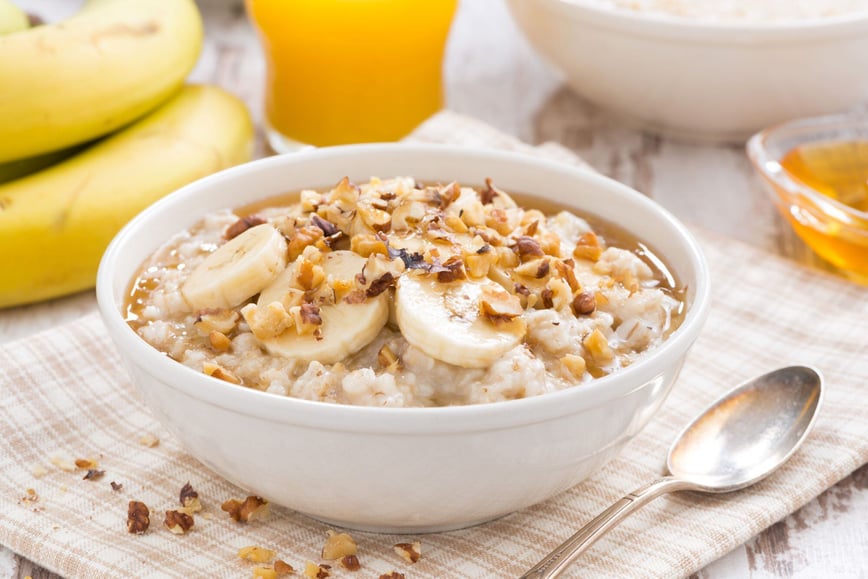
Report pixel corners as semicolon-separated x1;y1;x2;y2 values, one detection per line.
3;0;866;577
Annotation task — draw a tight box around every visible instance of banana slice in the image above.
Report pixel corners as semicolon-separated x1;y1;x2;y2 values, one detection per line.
256;250;389;364
181;223;287;311
395;275;527;368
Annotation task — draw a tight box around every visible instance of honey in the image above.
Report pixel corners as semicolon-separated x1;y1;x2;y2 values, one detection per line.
777;140;868;283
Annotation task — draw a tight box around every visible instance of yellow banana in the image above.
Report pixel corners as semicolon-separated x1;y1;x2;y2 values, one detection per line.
0;144;90;184
0;0;203;163
0;0;28;35
0;85;254;308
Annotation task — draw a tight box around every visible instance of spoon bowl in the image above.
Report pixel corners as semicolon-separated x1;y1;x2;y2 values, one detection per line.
522;365;824;579
669;366;823;492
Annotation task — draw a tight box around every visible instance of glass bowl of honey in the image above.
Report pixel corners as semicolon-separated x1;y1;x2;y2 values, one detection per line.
748;114;868;285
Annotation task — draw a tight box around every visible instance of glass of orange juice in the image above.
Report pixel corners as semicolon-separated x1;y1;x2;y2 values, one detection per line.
246;0;458;151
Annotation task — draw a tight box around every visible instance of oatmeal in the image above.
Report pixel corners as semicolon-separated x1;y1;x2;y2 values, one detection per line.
574;0;868;23
126;177;684;407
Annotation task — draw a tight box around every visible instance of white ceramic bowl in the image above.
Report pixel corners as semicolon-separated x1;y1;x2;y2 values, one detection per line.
506;0;868;142
97;144;710;533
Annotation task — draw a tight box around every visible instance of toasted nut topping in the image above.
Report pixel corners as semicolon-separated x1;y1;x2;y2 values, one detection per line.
222;495;269;523
82;469;104;481
303;561;331;578
295;258;326;291
179;482;202;512
225;215;267;240
366;272;397;297
540;287;554;309
435;256;466;283
322;530;358;560
127;501;150;534
377;344;400;369
203;362;241;385
242;301;296;341
194;308;240;336
253;567;277;579
339;555;361;571
574;232;603;261
310;213;340;237
75;458;98;469
515;257;550;279
164;509;194;534
209;330;231;352
288;226;324;261
238;545;276;563
379;572;406;579
393;541;421;564
138;434;160;448
584;329;614;363
513;235;544;261
561;354;587;379
350;233;388;257
274;560;295;576
571;291;597;316
479;286;523;324
297;303;323;331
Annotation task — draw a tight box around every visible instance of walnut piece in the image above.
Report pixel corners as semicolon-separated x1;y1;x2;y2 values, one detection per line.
321;530;357;560
583;328;614;363
393;541;421;564
139;434;160;448
127;501;150;534
75;458;98;469
203;362;241;385
253;567;277;579
378;573;405;579
179;482;202;513
561;354;587;379
339;555;361;571
222;495;269;523
164;509;194;534
194;309;239;337
238;545;276;563
225;215;267;240
571;291;597;316
479;285;523;324
111;481;123;491
82;469;104;481
274;560;295;576
303;560;331;578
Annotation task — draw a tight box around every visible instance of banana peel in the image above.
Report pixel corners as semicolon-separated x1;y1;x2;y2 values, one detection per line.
0;84;254;308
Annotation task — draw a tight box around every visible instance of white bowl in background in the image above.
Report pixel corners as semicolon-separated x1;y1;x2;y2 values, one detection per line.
97;144;710;533
506;0;868;142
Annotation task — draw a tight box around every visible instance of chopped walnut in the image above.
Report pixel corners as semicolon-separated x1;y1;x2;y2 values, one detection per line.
350;233;388;257
209;330;232;352
238;545;276;563
225;215;267;240
339;555;360;571
138;434;160;448
479;285;523;324
242;301;296;341
378;573;405;579
164;510;194;534
127;501;150;534
377;344;400;370
514;257;550;280
513;235;544;261
571;291;597;316
274;560;295;576
194;309;239;337
179;482;202;513
310;213;340;237
203;362;241;385
294;302;323;334
358;198;392;231
561;354;587;379
574;231;604;261
82;469;104;481
303;561;331;578
435;256;466;283
222;495;269;523
20;488;38;503
393;542;421;564
288;226;324;261
583;329;614;363
75;458;98;469
295;256;326;291
253;567;277;579
321;530;358;560
111;481;123;491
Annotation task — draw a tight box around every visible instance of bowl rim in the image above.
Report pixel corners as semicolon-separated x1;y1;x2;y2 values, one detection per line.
747;113;868;227
97;143;711;434
526;0;868;42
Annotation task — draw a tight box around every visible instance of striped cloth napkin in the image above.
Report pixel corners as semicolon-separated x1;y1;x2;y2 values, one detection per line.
1;112;866;579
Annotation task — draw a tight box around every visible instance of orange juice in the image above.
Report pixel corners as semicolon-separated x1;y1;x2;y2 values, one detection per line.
246;0;457;149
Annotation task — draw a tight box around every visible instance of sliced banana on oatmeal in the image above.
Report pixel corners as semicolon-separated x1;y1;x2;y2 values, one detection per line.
395;274;527;368
181;223;288;311
251;250;390;364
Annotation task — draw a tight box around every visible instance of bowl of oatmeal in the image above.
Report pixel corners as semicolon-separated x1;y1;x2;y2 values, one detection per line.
506;0;868;142
97;144;709;532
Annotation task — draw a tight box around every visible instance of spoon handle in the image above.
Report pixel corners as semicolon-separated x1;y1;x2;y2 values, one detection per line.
520;477;693;579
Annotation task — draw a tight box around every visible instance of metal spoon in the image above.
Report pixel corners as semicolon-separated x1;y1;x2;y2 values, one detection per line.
521;365;823;579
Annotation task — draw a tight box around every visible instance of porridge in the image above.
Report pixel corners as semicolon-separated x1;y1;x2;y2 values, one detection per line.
126;177;685;407
573;0;868;23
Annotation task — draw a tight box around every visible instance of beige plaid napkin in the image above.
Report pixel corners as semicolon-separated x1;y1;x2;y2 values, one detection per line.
1;112;867;579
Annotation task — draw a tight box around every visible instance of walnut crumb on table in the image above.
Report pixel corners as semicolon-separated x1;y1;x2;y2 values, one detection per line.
238;545;276;563
164;509;194;534
179;481;202;512
221;495;269;522
127;500;150;534
393;542;421;564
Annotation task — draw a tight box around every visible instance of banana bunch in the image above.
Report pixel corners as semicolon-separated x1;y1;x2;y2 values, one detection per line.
0;0;254;307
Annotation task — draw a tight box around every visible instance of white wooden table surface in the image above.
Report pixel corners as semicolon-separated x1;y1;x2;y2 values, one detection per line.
2;0;866;577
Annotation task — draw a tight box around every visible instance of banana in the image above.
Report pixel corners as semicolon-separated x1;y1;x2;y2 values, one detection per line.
181;224;288;311
395;275;527;368
0;84;254;308
0;144;89;184
0;0;28;35
254;251;390;364
0;0;202;163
